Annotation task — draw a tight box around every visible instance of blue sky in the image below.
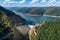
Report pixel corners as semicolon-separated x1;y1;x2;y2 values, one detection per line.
0;0;60;7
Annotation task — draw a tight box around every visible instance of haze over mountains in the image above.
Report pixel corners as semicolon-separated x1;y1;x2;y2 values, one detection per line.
9;7;60;16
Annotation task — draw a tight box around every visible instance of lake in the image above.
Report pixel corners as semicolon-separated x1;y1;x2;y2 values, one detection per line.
15;12;60;25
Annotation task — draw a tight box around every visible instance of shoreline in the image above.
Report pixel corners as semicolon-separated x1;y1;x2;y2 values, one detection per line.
26;14;60;18
26;14;41;16
14;11;60;18
43;15;60;18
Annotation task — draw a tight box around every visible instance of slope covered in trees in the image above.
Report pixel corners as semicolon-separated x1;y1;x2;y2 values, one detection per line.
44;7;60;16
30;21;60;40
0;11;15;40
0;6;26;40
16;7;33;13
28;7;45;16
16;7;60;16
0;6;26;25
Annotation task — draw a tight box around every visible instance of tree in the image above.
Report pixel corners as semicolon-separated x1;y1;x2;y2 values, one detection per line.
31;21;60;40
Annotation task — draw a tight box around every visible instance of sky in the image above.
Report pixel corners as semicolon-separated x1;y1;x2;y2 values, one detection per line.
0;0;60;7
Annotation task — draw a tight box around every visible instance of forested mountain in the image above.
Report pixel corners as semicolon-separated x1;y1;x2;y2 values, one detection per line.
44;7;60;16
0;6;26;25
28;7;45;16
16;7;60;16
16;7;33;13
30;21;60;40
0;6;26;40
28;7;60;16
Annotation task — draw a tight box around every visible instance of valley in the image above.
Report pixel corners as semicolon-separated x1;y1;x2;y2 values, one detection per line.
0;6;60;40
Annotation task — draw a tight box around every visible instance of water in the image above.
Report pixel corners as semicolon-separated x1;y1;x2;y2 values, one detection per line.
15;12;60;25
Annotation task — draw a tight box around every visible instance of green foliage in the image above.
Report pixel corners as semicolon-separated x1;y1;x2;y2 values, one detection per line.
0;10;14;40
0;6;26;40
32;21;60;40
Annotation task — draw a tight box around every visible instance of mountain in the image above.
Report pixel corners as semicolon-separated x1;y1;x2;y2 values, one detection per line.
28;7;45;16
6;7;60;16
0;6;26;40
0;6;26;26
44;7;60;16
16;7;33;13
15;7;60;16
5;7;22;11
30;21;60;40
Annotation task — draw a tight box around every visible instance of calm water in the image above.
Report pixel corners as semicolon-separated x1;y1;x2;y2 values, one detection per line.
15;12;60;25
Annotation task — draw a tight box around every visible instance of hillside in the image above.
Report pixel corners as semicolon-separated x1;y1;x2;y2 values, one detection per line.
16;7;33;13
16;7;46;16
0;13;23;40
28;7;45;16
44;7;60;16
0;6;26;40
16;7;60;16
30;21;60;40
0;6;26;26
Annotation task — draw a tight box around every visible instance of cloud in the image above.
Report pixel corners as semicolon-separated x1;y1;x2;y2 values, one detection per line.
6;1;18;4
30;0;39;4
19;0;26;3
53;1;60;6
47;0;57;6
49;0;56;2
3;0;26;4
28;0;59;7
40;0;46;3
1;0;60;7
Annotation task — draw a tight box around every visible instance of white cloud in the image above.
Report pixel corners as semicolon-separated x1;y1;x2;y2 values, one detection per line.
46;0;57;6
53;1;60;6
40;0;46;3
49;0;56;3
6;1;18;4
19;0;26;3
3;0;26;4
28;0;59;7
30;0;39;4
1;0;60;7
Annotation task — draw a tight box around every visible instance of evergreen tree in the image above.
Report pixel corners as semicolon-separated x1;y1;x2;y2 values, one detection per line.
31;21;60;40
